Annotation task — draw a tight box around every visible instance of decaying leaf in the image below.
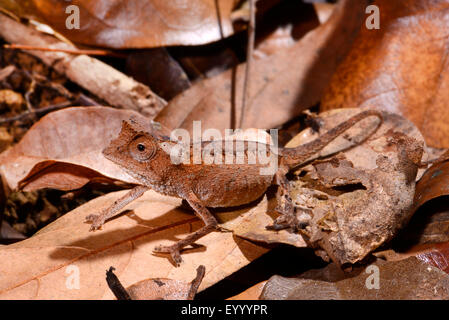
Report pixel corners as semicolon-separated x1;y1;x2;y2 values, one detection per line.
260;257;449;300
282;108;427;265
0;106;158;191
0;0;237;48
155;0;369;133
375;242;449;275
321;0;449;148
0;190;267;299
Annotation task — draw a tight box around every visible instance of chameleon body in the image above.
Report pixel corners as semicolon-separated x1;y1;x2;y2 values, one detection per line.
86;110;382;266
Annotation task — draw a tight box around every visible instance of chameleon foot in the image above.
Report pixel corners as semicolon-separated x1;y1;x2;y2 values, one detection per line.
153;244;183;267
85;214;105;231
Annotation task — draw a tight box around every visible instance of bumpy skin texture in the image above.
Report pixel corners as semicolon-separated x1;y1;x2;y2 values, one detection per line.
86;110;382;266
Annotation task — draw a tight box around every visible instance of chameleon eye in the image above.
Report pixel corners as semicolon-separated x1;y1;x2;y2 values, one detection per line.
129;136;156;161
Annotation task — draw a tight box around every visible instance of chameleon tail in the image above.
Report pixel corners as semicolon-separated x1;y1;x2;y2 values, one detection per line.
280;109;383;168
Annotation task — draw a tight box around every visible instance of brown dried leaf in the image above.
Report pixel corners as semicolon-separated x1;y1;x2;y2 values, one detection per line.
376;241;449;275
155;0;369;133
321;0;449;148
394;197;449;246
0;0;237;48
0;106;158;191
260;257;449;300
284;108;426;265
227;281;266;300
0;190;267;299
221;196;307;248
126;49;191;101
414;156;449;210
124;265;204;300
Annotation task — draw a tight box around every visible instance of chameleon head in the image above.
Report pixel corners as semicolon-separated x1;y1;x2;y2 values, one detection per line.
103;121;163;178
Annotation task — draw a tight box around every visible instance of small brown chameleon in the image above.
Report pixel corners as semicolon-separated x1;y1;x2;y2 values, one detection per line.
86;110;382;266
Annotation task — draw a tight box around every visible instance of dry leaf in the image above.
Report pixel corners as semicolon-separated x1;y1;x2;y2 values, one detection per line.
0;106;155;191
283;108;426;265
375;241;449;275
260;257;449;300
221;196;307;248
155;0;370;133
0;189;267;299
0;0;237;48
121;265;205;300
414;157;449;210
227;281;266;300
321;0;449;148
394;197;449;246
125;49;191;101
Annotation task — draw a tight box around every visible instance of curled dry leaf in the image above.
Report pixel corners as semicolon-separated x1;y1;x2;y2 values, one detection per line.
0;190;267;299
155;0;370;133
118;265;205;300
0;106;156;191
321;0;449;148
282;108;427;265
0;0;237;48
260;257;449;300
414;154;449;210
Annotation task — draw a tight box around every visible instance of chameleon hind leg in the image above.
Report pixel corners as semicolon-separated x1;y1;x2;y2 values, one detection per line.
153;192;219;267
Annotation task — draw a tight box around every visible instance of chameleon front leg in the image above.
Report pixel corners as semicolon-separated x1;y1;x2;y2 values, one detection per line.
266;166;299;231
153;192;218;267
86;185;149;231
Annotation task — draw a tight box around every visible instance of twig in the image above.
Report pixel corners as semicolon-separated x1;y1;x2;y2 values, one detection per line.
105;267;132;300
0;100;73;124
4;44;127;59
187;265;206;300
238;0;256;128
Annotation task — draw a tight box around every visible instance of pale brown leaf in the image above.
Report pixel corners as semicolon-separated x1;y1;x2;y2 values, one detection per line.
0;190;267;299
0;0;237;48
0;106;154;191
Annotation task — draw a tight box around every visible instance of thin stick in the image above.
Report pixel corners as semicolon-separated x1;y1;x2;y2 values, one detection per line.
4;44;127;59
187;265;206;300
0;101;73;124
106;267;132;300
239;0;256;128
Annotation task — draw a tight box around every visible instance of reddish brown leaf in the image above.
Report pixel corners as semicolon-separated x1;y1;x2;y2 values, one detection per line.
0;0;237;48
155;0;369;133
321;0;449;148
414;157;449;210
0;106;155;191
